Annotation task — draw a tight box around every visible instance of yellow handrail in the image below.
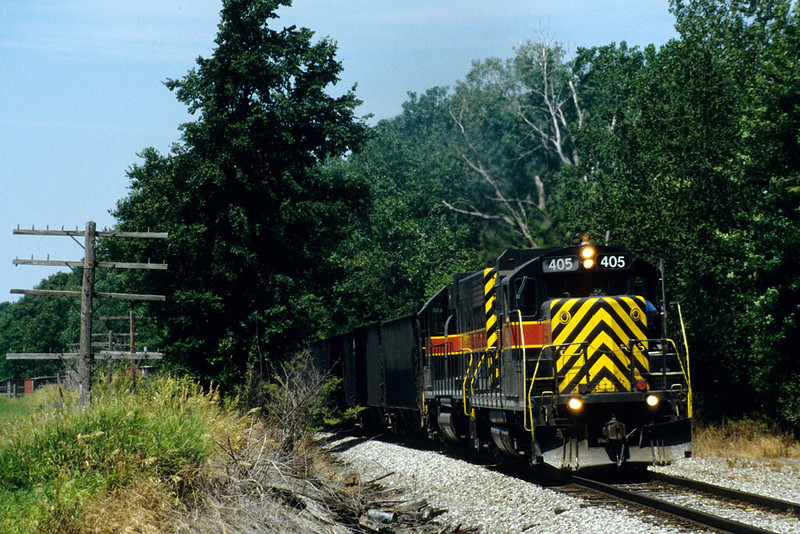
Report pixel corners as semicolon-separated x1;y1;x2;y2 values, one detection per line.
525;348;547;432
677;303;693;418
462;350;475;417
516;310;532;432
656;337;692;420
525;341;588;433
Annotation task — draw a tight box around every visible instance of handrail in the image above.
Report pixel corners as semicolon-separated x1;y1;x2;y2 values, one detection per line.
462;350;475;417
465;348;488;418
525;341;585;433
517;310;530;431
633;337;692;415
470;351;488;396
525;348;547;432
677;304;692;418
517;310;527;389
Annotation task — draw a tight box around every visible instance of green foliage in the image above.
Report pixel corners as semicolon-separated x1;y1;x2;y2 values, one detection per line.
326;42;593;329
0;273;79;380
442;40;583;248
305;375;364;430
0;375;227;532
323;91;482;328
0;394;37;421
0;268;165;381
247;354;362;452
563;0;800;429
111;0;368;387
5;0;787;438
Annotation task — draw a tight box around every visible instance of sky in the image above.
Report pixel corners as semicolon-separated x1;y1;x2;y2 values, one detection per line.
0;0;679;303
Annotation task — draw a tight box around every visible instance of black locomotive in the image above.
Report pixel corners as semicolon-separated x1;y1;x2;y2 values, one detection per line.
311;237;692;469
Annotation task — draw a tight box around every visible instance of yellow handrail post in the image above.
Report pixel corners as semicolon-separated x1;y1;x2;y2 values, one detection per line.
677;304;693;418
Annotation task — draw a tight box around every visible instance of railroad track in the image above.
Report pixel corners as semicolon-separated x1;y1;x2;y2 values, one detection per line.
358;433;800;533
564;470;800;534
647;471;800;517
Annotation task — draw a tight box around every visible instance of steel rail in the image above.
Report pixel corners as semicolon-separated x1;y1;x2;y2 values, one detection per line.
571;474;778;534
648;471;800;516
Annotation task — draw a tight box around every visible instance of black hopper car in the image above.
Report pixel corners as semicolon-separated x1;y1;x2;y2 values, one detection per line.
311;237;692;469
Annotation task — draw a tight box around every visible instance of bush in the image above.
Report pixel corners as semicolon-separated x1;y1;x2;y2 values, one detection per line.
0;375;237;533
238;353;363;452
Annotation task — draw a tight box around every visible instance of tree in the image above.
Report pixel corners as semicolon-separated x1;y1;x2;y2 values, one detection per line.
112;0;368;387
564;0;800;428
714;0;800;426
444;37;584;248
0;273;79;380
326;89;482;330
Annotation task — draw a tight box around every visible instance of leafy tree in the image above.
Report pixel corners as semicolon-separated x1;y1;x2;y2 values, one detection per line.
0;272;80;379
326;89;482;329
326;38;620;330
444;39;584;248
564;0;800;428
716;0;800;426
112;0;368;387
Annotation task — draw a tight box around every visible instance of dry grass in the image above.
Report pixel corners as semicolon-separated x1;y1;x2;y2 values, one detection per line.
693;418;800;459
0;363;456;533
171;419;369;533
165;358;390;533
160;358;454;533
80;481;173;534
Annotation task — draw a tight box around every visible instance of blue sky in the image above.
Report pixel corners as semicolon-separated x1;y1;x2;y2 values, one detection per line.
0;0;678;303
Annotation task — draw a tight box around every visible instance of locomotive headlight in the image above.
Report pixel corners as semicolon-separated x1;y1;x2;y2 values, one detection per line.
581;246;596;269
646;394;659;407
568;397;583;411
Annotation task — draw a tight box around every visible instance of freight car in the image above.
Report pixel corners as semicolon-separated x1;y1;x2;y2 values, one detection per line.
311;237;692;469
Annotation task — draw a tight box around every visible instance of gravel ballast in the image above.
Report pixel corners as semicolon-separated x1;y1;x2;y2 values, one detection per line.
651;457;800;534
330;435;682;533
651;456;800;504
328;434;800;533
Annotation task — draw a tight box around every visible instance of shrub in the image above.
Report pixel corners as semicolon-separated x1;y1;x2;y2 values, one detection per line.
0;374;236;533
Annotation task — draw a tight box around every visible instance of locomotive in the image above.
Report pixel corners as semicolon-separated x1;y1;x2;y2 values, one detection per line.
311;237;692;469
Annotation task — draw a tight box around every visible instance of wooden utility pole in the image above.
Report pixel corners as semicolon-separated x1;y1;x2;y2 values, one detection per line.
78;221;96;406
100;308;143;355
9;221;167;409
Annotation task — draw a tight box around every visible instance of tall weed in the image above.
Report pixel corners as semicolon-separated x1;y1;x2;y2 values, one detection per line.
0;374;236;533
694;417;800;458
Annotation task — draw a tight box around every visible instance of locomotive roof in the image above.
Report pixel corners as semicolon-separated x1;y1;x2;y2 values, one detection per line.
494;248;556;272
494;244;635;274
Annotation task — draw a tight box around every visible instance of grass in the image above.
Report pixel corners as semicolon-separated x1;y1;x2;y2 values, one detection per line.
693;417;800;459
0;361;372;533
0;393;39;421
5;370;797;532
0;375;243;533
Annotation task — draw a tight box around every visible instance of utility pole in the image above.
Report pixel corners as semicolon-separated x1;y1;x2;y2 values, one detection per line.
78;220;96;406
9;221;167;409
100;307;144;355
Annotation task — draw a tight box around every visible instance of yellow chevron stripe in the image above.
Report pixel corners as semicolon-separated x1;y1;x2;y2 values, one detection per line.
572;309;631;347
552;297;650;393
552;297;600;343
554;301;647;346
484;268;498;350
607;297;647;334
